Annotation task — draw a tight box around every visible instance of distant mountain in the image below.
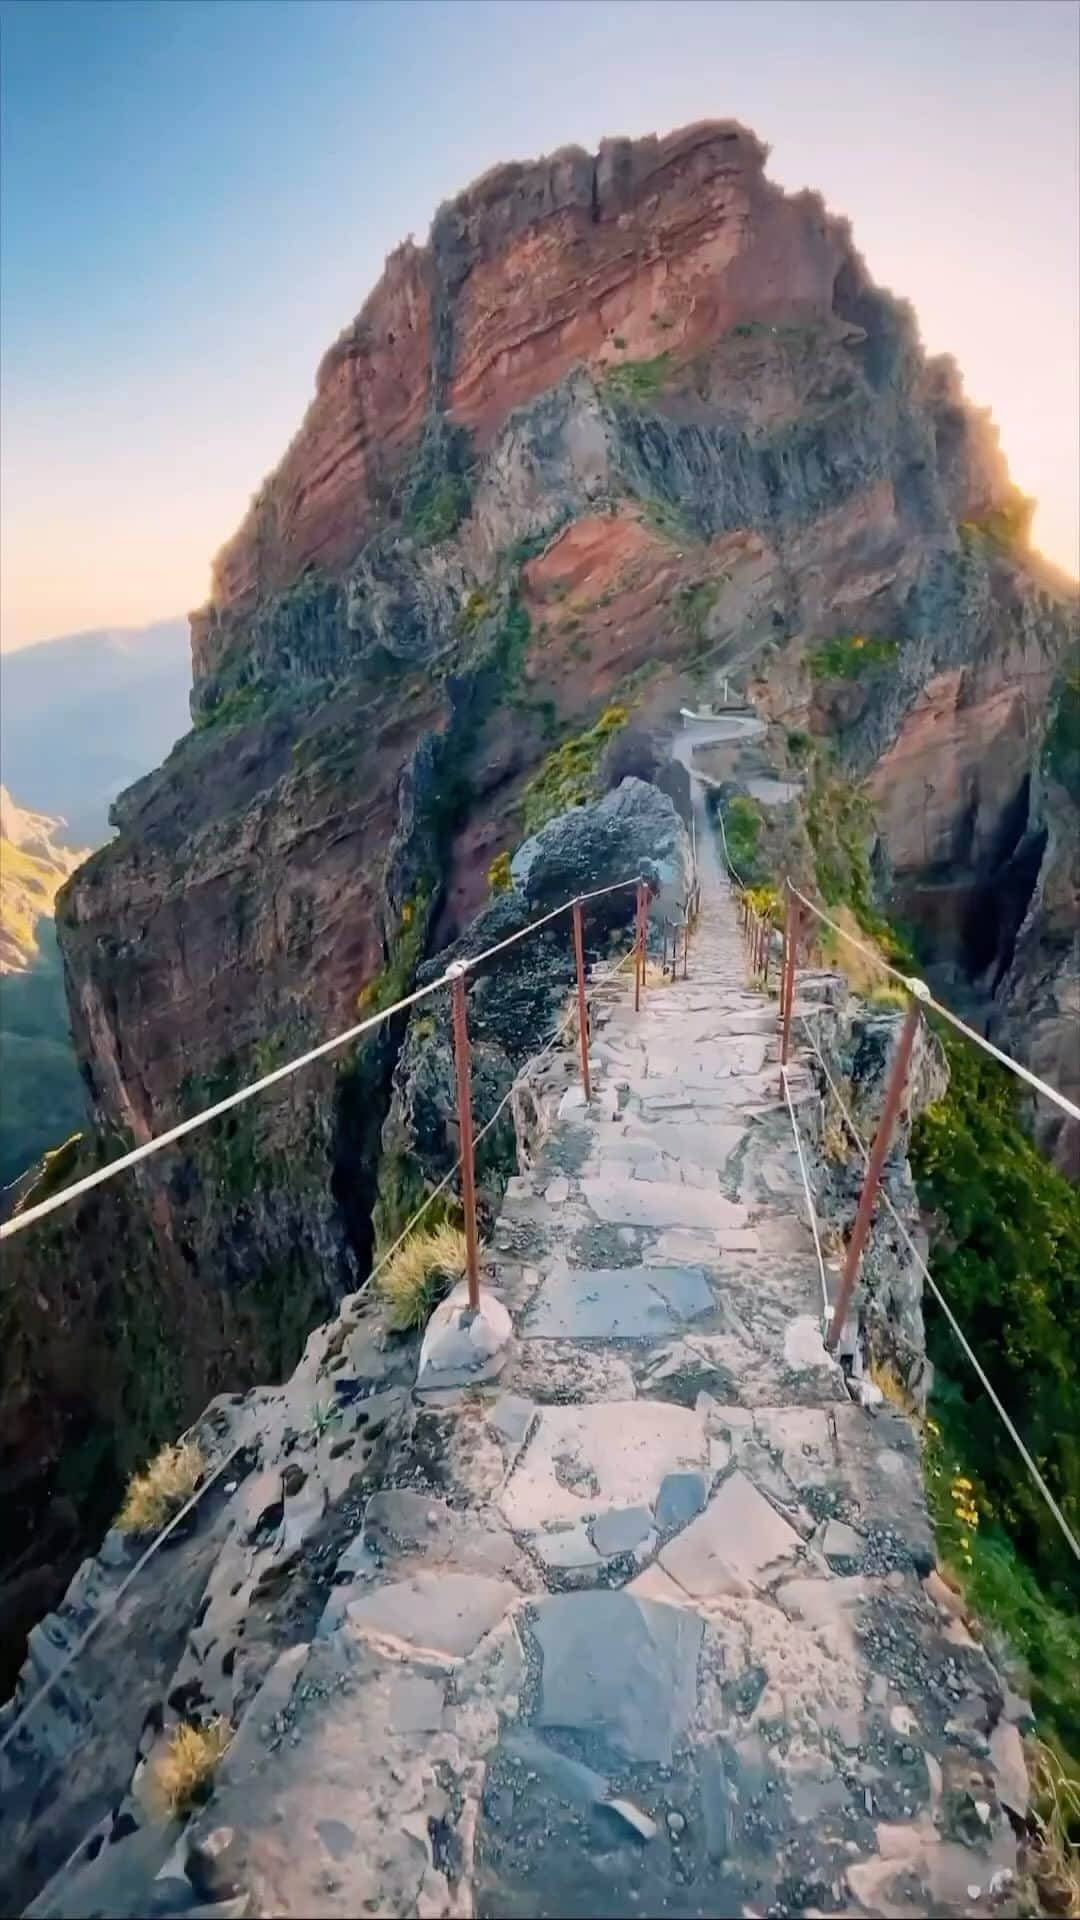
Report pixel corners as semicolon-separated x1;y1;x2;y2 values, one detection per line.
0;618;192;847
0;786;88;973
0;788;89;1191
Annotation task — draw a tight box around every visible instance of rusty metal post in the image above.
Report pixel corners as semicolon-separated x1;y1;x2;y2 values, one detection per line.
448;964;481;1311
761;918;771;988
682;918;689;980
571;899;591;1103
826;997;922;1350
780;888;800;1068
634;882;644;1012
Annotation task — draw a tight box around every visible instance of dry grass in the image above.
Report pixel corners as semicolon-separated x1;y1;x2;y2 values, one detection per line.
377;1223;468;1331
817;905;907;1006
115;1439;205;1534
1029;1740;1080;1917
146;1718;232;1818
869;1353;921;1419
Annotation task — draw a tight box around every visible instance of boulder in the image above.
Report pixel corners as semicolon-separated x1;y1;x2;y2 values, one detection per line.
511;778;692;931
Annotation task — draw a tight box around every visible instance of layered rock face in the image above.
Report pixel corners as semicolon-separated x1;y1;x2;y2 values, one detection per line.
3;120;1077;1685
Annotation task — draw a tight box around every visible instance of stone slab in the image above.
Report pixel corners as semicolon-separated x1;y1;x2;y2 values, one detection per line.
501;1401;704;1532
533;1591;703;1764
522;1265;713;1340
345;1572;518;1658
581;1178;748;1231
590;1506;654;1556
659;1470;802;1598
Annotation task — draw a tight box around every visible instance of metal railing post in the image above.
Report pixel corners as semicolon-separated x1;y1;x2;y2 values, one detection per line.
661;920;670;976
448;963;481;1311
780;886;800;1068
826;997;922;1350
634;881;646;1013
571;899;592;1102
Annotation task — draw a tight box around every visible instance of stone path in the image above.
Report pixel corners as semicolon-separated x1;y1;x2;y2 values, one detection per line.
30;814;1028;1919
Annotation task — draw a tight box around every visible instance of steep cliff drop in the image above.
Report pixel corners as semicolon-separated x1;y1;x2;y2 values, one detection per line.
1;120;1076;1719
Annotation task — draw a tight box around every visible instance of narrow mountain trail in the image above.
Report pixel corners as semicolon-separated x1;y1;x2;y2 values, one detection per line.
82;810;1024;1920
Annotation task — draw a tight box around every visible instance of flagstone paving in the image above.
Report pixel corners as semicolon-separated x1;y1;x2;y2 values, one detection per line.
49;827;1026;1918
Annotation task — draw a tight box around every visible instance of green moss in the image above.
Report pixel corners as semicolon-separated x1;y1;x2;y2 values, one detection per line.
520;704;628;836
786;729;812;761
1043;661;1080;804
808;634;898;681
601;352;673;404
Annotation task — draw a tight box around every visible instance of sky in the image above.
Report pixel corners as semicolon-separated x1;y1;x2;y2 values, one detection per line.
1;0;1077;652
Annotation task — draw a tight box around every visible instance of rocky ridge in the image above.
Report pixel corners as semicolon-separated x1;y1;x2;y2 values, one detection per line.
0;836;1035;1919
1;118;1077;1712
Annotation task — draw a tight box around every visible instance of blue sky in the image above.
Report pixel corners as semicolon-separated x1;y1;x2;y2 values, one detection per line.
1;0;1077;647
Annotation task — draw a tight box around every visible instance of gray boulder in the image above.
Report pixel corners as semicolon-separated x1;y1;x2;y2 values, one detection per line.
511;777;692;931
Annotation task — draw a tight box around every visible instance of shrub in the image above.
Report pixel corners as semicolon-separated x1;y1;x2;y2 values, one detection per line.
601;352;672;403
808;634;898;681
115;1440;205;1533
147;1718;232;1817
720;795;766;886
520;705;628;836
676;580;721;649
377;1223;468;1330
786;729;811;761
488;850;512;896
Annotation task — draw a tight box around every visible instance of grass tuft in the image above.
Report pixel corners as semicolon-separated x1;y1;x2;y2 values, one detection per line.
377;1223;468;1331
147;1718;232;1818
1028;1739;1080;1917
115;1440;205;1534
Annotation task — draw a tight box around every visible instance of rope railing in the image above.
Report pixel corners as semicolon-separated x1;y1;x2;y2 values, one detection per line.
708;796;1079;1563
796;1007;1080;1566
0;933;650;1760
0;874;647;1244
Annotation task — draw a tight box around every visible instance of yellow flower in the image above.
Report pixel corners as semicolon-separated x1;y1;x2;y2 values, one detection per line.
959;1535;969;1549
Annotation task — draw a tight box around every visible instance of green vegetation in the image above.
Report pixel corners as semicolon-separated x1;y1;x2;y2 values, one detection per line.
719;794;768;888
808;634;898;681
407;474;470;547
601;352;673;404
676;579;721;650
912;1032;1080;1752
803;770;911;963
520;704;628;836
195;681;270;732
356;892;429;1016
638;497;694;544
1043;661;1080;804
786;729;812;761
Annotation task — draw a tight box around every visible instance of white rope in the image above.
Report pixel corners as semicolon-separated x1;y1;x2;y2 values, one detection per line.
788;884;1080;1125
798;1011;1080;1565
779;1062;831;1323
0;940;642;1756
1;876;642;1242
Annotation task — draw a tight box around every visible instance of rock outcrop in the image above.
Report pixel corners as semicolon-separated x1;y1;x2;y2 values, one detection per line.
2;118;1077;1698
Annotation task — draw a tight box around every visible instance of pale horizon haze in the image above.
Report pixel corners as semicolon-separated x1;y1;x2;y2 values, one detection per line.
1;0;1077;653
